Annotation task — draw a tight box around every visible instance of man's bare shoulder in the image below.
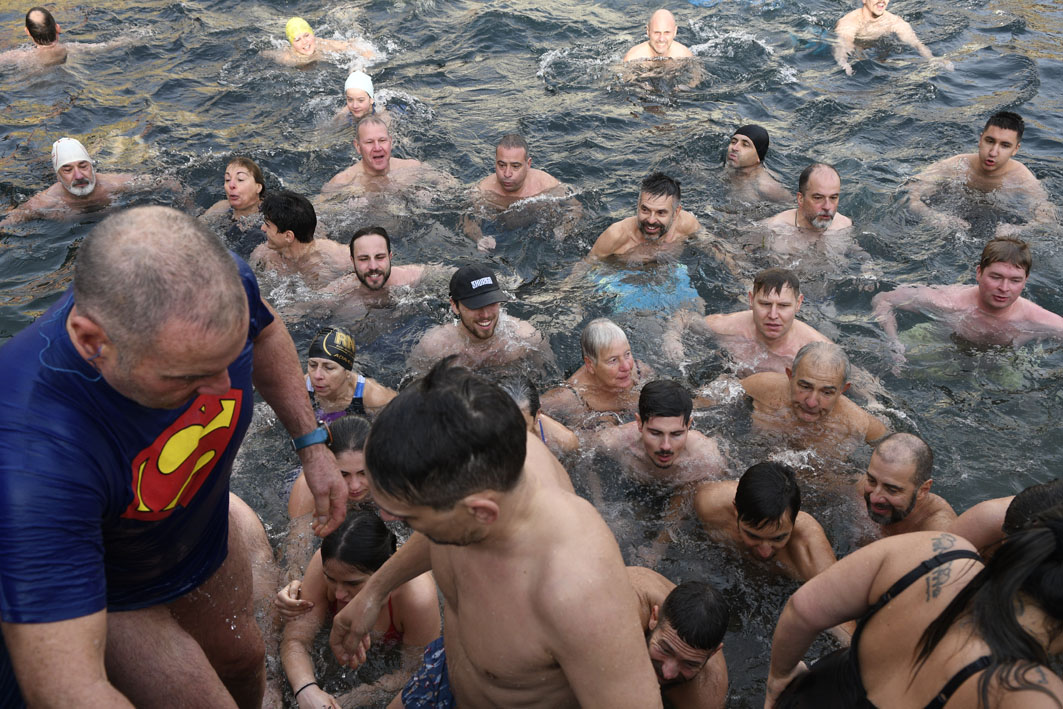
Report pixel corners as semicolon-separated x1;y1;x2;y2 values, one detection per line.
323;164;360;190
477;174;501;193
923;494;958;530
623;42;654;61
763;209;795;227
834;9;863;36
1016;298;1063;331
704;310;752;336
792;319;831;344
669;42;694;59
740;371;786;400
677;209;702;236
694;480;738;526
390;157;425;171
916;154;970;181
528;169;561;193
590;218;634;258
595;421;634;450
830;213;853;229
666;651;728;709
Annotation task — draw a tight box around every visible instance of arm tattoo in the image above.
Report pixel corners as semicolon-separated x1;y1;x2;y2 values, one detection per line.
930;534;956;553
925;564;952;601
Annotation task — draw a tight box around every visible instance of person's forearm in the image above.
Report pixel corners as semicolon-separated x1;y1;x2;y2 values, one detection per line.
767;598;819;678
832;40;852;71
281;635;319;693
253;318;317;439
364;533;433;602
871;295;901;340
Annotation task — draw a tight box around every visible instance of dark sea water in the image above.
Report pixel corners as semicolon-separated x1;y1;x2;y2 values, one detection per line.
2;0;1062;705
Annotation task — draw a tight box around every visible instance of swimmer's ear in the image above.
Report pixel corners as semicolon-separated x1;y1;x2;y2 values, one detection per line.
648;604;660;630
708;641;723;657
917;479;932;499
635;414;644;431
784;367;793;379
464;496;499;525
67;306;113;362
842;382;851;394
449;298;460;316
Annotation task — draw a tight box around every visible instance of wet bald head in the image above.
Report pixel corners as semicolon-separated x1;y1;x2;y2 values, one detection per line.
791;341;850;384
873;433;934;486
648;9;678;32
73;206;247;353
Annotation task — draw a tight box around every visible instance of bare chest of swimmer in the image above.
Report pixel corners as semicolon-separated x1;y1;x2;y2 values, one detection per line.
432;549;564;696
750;404;862;456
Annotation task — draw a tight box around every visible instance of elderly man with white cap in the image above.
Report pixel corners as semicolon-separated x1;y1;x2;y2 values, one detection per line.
0;137;136;227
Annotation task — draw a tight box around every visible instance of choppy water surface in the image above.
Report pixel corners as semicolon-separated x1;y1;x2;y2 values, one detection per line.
3;0;1063;705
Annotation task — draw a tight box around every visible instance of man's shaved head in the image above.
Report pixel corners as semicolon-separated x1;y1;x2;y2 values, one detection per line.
873;433;934;486
791;341;850;383
648;8;678;30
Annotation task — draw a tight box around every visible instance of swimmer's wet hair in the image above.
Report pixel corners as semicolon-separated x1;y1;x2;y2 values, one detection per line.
326;415;372;457
985;111;1024;142
918;509;1063;708
260;190;316;243
641;172;681;203
356;115;390;138
873;432;934;486
734;461;801;528
320;508;396;574
74;206;246;353
662;580;729;652
227;156;266;199
752;268;801;298
979;237;1031;276
26;7;57;45
498;374;540;418
366;356;527;510
791;341;850;384
350;226;391;256
581;317;629;363
797;163;838;194
638;379;692;425
497;134;530;156
1004;480;1063;536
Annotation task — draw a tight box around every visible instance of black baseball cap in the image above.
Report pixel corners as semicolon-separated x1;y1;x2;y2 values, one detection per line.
449;264;506;309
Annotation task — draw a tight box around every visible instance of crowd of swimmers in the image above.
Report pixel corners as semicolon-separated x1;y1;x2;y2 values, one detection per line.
2;2;1063;709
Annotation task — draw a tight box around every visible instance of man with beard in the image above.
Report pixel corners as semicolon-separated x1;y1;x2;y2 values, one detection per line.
627;567;728;709
593;380;727;488
407;264;554;375
834;0;953;76
860;433;955;537
588;172;701;261
323;226;431;296
329;360;663;709
1;137;137;226
762;163;852;236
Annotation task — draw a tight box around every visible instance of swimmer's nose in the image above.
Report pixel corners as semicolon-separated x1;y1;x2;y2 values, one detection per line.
756;543;773;558
662;660;680;680
196;370;232;396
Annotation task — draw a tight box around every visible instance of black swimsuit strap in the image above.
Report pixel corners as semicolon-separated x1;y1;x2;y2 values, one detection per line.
923;655;992;709
866;550;982;617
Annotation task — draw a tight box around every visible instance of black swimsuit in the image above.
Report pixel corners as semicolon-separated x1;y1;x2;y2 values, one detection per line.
777;549;988;709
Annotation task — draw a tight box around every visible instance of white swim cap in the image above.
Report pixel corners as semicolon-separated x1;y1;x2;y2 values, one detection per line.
51;137;92;172
344;71;374;100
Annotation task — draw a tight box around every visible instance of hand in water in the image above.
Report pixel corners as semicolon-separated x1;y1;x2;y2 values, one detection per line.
763;660;809;709
329;589;381;668
295;683;342;709
275;579;315;619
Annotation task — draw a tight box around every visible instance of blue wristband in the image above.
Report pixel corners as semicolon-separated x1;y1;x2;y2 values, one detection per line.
291;426;330;451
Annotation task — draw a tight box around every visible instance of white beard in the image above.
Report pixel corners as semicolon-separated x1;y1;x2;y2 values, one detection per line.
63;175;96;197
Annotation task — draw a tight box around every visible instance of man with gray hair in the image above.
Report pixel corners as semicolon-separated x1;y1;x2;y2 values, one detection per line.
0;206;346;707
739;341;887;459
860;432;955;538
1;137;137;226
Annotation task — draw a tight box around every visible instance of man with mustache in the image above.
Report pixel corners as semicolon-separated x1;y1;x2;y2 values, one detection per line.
588;172;701;261
859;432;955;538
834;0;953;76
407;263;554;375
763;163;852;235
1;137;136;226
